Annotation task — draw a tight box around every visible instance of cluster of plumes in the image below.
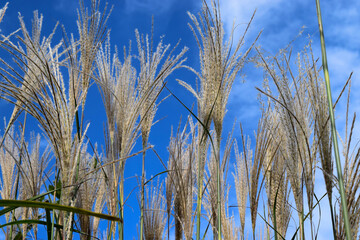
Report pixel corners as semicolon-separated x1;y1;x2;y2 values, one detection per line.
177;0;259;238
95;20;187;240
2;0;360;239
246;40;353;239
0;126;105;239
0;0;112;238
0;0;187;238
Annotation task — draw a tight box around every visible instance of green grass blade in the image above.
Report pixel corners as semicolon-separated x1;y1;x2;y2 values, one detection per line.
257;213;285;240
315;1;352;239
290;192;327;240
0;200;122;222
0;219;100;239
45;207;52;240
0;188;59;217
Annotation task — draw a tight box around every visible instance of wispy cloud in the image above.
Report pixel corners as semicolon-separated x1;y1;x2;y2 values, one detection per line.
123;0;176;14
220;0;360;238
53;0;78;14
221;0;360;123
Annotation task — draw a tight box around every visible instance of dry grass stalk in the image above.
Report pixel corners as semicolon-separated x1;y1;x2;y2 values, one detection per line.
76;0;111;106
305;42;335;232
135;28;187;147
298;42;339;238
165;169;173;240
182;0;258;141
293;45;323;217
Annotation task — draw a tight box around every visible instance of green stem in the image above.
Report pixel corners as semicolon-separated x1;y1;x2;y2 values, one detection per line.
216;133;221;240
315;1;352;239
140;149;146;240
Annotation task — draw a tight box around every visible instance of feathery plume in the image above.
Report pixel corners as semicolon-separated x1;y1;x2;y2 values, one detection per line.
143;179;166;240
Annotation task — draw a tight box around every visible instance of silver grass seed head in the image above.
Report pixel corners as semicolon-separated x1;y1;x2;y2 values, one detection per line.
233;139;250;235
0;127;18;202
0;2;8;25
135;28;187;146
186;0;257;142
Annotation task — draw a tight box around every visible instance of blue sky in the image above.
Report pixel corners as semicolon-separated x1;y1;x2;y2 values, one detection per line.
0;0;360;239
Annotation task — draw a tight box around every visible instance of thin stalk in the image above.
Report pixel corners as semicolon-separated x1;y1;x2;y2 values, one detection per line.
119;178;124;240
140;150;146;240
51;200;55;240
216;134;221;240
109;132;120;240
196;135;207;240
315;1;352;239
301;212;305;240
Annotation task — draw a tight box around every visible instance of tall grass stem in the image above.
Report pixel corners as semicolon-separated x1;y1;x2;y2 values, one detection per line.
315;1;352;239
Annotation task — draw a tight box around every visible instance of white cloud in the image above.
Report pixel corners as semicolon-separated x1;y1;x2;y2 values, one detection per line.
220;0;285;44
220;0;284;26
